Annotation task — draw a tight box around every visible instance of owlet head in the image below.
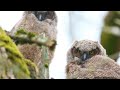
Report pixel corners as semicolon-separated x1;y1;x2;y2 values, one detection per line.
67;40;107;64
24;11;57;22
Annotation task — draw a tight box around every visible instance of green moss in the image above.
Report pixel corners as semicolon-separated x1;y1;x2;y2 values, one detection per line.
44;63;49;68
0;27;32;79
24;59;39;79
27;32;36;39
16;28;28;35
16;28;36;39
0;27;23;58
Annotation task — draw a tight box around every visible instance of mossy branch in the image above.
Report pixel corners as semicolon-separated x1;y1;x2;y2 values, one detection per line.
6;29;57;79
8;34;56;50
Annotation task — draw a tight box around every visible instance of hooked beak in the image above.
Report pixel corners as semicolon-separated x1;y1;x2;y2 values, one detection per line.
81;52;88;61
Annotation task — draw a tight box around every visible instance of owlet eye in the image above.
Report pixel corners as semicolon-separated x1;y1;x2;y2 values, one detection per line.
71;47;80;58
71;47;76;57
90;50;95;55
95;47;100;55
75;48;81;58
89;48;100;56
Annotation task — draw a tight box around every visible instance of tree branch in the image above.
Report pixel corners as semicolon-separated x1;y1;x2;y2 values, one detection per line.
9;34;56;50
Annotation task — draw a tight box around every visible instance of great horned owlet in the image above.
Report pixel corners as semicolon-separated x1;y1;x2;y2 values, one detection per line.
66;40;120;79
9;11;57;79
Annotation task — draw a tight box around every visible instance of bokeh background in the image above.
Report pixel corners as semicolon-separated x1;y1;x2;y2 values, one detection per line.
0;11;120;79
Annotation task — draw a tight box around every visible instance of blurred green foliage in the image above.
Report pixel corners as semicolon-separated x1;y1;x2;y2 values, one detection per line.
104;11;120;27
101;11;120;60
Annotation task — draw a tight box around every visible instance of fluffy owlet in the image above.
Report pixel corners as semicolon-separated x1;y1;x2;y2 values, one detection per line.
9;11;57;79
66;40;120;79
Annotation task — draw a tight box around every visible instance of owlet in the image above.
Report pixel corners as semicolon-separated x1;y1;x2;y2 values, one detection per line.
9;11;57;79
66;40;120;79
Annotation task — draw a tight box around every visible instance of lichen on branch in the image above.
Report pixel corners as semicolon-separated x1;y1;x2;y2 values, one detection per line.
8;28;56;50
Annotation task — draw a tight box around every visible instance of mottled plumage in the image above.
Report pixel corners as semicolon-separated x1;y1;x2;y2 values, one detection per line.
11;11;57;40
9;11;57;79
66;40;120;79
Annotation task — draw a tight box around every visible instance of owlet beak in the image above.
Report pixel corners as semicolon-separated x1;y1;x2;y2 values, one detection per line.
81;52;88;61
83;53;87;60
